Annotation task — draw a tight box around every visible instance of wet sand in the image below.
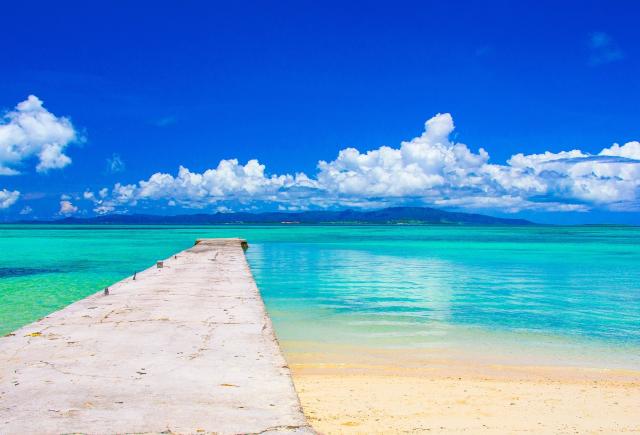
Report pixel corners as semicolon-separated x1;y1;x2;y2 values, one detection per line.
285;344;640;434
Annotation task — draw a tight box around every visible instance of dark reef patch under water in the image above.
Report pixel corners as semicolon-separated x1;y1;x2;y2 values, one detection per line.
0;267;59;278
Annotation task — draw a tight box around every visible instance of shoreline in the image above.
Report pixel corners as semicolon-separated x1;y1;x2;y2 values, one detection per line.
277;334;640;371
283;342;640;433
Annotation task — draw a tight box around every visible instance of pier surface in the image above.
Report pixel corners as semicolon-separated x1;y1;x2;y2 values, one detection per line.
0;238;313;434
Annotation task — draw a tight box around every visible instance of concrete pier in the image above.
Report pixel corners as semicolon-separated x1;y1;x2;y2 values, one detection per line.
0;238;313;434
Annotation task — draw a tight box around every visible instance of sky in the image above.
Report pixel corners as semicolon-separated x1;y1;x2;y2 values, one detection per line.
0;0;639;224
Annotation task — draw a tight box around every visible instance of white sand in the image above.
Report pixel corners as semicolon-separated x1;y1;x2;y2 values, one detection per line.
286;345;640;434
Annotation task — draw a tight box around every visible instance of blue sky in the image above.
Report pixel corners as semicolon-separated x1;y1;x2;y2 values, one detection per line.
1;0;639;223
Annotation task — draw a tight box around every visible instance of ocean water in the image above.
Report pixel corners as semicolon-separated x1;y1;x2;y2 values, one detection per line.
1;225;639;368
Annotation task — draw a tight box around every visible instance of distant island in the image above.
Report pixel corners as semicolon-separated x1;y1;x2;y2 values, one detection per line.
17;207;533;225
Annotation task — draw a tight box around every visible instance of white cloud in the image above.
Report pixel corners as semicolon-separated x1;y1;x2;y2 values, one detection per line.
94;204;115;215
99;160;315;210
106;153;125;173
0;189;20;209
59;200;78;215
82;189;114;214
19;205;32;215
89;113;640;213
599;141;640;160
316;114;490;199
0;95;79;175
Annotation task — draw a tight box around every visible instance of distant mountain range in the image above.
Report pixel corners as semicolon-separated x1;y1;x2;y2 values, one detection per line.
18;207;533;225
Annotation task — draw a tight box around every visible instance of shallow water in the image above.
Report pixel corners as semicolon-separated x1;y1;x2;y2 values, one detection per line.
1;225;639;368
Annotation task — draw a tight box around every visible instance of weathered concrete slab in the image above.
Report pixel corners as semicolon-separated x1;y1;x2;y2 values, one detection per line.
0;238;313;434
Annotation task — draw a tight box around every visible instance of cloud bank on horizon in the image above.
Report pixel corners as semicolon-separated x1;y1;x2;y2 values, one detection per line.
85;112;640;215
2;95;640;215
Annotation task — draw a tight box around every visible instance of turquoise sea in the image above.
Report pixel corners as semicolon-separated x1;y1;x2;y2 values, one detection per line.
1;225;639;369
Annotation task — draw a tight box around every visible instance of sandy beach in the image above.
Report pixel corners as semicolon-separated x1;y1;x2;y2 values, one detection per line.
285;344;640;434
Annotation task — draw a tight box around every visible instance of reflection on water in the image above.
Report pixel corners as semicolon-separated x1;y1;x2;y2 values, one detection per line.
245;229;640;368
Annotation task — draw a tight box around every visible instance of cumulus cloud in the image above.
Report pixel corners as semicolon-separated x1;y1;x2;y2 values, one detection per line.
0;95;79;175
92;160;315;211
87;113;640;213
317;114;489;199
82;187;120;214
599;141;640;160
59;200;78;215
0;189;20;209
